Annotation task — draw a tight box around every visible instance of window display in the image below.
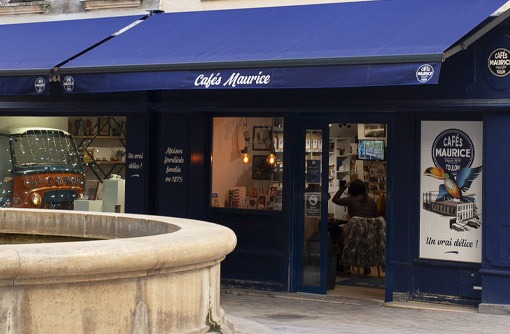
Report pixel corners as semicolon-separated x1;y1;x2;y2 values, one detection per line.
211;117;283;210
0;128;85;209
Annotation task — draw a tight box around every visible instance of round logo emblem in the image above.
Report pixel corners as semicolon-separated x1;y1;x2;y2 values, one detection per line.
308;194;318;206
416;64;434;83
34;77;46;94
431;129;474;176
63;76;75;92
488;48;510;77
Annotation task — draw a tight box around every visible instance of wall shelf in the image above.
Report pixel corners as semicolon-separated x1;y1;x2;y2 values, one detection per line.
70;117;126;182
328;137;354;219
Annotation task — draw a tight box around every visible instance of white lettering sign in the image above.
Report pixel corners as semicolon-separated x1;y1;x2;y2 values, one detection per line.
194;71;271;88
163;147;185;183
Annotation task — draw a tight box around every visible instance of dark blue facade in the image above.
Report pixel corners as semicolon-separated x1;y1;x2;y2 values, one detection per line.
2;15;510;314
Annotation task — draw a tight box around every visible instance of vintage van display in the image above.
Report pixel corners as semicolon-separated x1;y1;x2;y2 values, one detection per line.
0;128;85;209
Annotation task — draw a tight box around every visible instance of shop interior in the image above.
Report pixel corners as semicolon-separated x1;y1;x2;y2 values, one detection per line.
330;122;386;296
303;122;387;296
210;117;283;211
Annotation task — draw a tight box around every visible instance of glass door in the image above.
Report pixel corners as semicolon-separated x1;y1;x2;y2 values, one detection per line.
294;124;329;294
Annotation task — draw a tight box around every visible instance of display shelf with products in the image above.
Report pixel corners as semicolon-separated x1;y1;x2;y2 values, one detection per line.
271;117;284;186
328;137;355;219
69;117;126;182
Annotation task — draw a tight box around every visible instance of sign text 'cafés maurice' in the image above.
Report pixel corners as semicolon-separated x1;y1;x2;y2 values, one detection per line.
194;71;271;88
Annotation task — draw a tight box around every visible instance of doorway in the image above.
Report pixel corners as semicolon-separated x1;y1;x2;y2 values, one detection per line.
295;121;387;298
327;122;387;298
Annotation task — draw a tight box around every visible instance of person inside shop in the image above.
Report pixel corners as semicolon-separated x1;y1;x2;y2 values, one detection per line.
332;179;379;275
332;179;378;218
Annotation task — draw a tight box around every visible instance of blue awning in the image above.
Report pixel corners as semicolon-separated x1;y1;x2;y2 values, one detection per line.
0;15;144;95
56;0;510;92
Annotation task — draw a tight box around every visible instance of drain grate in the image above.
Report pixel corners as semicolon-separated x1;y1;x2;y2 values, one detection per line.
267;313;308;321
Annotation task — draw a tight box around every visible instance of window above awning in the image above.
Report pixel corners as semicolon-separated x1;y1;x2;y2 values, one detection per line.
0;15;144;95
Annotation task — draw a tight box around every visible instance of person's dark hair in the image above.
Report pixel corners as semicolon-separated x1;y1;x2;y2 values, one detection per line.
348;179;369;202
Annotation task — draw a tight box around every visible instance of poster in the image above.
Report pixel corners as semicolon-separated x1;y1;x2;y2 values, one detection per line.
420;121;483;263
305;192;321;218
306;160;321;183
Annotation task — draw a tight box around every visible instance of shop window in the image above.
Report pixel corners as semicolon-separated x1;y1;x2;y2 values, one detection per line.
211;117;283;211
81;0;143;11
0;0;48;15
68;117;126;183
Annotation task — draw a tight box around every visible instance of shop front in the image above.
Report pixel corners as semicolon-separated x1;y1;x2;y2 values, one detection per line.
2;0;510;313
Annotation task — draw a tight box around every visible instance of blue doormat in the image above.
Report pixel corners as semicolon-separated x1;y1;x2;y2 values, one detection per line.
336;276;385;289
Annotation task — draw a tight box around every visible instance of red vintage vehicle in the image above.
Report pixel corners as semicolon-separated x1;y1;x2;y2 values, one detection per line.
0;128;85;209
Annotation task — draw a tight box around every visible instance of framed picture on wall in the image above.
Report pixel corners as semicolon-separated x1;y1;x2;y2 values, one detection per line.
252;126;272;150
258;195;267;208
364;124;386;138
252;155;272;179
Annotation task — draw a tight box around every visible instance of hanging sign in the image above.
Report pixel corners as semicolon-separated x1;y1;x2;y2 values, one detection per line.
420;121;483;263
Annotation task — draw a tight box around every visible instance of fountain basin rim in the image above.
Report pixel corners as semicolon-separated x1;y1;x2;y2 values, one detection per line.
0;208;237;283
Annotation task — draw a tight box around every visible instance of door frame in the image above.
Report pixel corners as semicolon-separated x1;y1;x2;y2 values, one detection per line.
291;119;330;294
290;112;393;300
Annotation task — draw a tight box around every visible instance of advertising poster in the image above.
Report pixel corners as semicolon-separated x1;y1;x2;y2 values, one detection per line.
420;121;483;263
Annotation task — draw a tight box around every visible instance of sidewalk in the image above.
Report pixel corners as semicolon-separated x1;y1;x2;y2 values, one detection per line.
220;287;510;333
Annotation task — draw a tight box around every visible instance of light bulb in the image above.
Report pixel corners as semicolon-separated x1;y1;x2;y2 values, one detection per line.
241;152;251;164
266;153;276;166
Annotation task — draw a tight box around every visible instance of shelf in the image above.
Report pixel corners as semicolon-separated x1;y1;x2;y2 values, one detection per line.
86;161;124;165
75;136;126;140
71;116;126;182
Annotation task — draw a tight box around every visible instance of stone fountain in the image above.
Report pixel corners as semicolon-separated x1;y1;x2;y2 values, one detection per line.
0;208;237;333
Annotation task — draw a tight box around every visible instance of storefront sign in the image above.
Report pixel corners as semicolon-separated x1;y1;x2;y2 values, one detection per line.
194;71;271;88
488;48;510;77
420;121;483;263
64;62;442;93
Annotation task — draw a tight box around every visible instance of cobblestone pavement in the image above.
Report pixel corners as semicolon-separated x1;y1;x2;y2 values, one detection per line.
220;288;510;334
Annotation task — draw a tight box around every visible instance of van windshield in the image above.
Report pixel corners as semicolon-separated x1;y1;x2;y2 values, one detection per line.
11;129;83;170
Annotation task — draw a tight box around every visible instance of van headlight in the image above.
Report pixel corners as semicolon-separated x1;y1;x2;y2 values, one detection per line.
31;193;42;207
